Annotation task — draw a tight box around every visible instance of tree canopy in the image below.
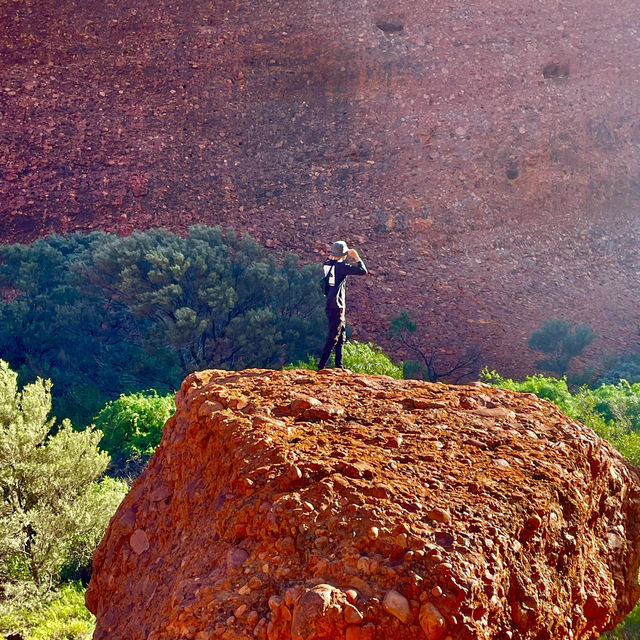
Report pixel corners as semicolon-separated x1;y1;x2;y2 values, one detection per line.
527;318;595;376
0;227;325;424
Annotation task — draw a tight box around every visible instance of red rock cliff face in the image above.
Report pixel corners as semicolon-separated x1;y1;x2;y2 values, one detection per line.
2;0;640;373
86;369;640;639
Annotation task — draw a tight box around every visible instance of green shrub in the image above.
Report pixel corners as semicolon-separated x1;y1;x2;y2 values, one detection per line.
527;318;595;376
60;477;129;582
587;381;640;431
0;227;326;426
285;340;403;378
480;368;578;417
0;360;127;603
285;355;320;370
342;341;403;378
92;391;175;476
0;581;94;640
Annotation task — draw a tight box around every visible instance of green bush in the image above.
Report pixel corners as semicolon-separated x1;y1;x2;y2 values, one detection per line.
342;341;403;378
59;477;129;582
285;340;403;378
599;353;640;386
527;318;595;376
0;360;127;604
0;227;326;426
285;355;321;370
0;581;94;640
480;368;578;417
92;390;176;476
588;381;640;431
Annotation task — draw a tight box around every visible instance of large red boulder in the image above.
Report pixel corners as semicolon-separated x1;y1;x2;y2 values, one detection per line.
87;368;640;639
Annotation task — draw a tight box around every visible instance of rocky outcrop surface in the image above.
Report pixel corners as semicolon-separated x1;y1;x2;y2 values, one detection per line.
2;0;640;374
86;368;640;639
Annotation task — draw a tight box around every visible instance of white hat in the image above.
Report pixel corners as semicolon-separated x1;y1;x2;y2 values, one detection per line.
331;241;349;257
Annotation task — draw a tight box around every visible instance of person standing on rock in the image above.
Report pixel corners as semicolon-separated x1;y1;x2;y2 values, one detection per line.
318;240;367;370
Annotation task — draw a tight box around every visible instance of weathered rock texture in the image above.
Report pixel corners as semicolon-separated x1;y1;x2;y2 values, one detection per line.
87;368;640;639
2;0;640;374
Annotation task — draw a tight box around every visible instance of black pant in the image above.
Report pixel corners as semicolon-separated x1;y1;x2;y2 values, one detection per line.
318;307;346;369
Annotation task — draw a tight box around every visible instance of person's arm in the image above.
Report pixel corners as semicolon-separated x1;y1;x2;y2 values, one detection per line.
343;249;367;275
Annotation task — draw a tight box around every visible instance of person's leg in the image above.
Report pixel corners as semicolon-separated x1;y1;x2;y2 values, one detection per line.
334;321;347;368
318;308;341;369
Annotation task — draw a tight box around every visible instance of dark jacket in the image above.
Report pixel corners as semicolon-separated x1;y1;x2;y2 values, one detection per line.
323;258;368;310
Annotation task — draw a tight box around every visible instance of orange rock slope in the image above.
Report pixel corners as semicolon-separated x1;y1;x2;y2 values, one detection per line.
87;369;640;639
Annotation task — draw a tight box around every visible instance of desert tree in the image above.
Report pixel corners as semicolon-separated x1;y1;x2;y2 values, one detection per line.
0;360;126;604
389;311;481;383
78;226;326;372
528;318;595;377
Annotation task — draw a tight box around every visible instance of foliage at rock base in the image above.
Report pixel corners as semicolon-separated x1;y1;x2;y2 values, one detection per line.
0;581;94;640
0;360;127;610
285;340;403;378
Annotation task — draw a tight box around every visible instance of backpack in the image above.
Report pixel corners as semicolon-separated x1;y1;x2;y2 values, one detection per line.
321;262;336;297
